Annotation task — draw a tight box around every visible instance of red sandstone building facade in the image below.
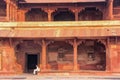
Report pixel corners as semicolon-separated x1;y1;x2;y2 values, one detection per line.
0;0;120;75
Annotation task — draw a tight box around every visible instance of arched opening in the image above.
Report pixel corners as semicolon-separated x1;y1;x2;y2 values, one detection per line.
78;7;103;21
25;8;47;21
77;40;106;71
0;0;6;16
47;41;73;71
53;9;75;21
15;40;41;73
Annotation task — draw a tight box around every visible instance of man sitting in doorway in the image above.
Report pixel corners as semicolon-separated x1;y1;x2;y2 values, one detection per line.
33;65;40;75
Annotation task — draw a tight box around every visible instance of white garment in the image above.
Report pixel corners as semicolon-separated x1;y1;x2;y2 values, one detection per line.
33;66;40;75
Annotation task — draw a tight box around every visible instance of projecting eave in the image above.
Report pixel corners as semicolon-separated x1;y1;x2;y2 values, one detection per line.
19;0;106;4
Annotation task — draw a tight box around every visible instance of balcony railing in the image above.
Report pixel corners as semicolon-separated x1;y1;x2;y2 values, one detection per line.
0;20;120;28
0;21;120;38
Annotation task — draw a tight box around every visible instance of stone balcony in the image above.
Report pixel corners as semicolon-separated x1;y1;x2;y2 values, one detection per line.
0;21;120;38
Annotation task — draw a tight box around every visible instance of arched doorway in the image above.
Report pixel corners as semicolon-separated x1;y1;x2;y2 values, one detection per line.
77;40;106;71
0;0;6;16
47;41;73;71
78;7;103;21
15;40;41;73
53;9;75;21
25;8;47;21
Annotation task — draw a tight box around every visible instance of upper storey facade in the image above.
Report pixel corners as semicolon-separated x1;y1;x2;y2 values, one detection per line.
0;0;120;22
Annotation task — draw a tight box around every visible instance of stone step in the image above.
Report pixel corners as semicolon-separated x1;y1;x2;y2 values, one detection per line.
0;76;120;80
0;77;26;80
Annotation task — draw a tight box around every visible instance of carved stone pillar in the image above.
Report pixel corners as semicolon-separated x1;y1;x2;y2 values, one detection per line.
18;9;29;21
71;9;79;21
70;8;83;21
12;3;17;21
73;39;78;71
41;39;47;71
14;6;17;21
6;1;10;21
67;39;82;71
12;5;14;21
43;8;56;21
108;0;113;20
9;3;12;21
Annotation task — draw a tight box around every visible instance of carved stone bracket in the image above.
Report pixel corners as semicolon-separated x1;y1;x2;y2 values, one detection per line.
21;9;30;14
42;8;57;14
97;39;107;47
13;40;23;48
70;7;83;13
66;39;84;47
66;40;74;46
34;40;42;46
46;40;54;46
34;39;54;46
96;6;104;12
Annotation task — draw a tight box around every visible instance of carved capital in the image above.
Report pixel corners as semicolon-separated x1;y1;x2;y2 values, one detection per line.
42;8;56;14
66;39;83;47
70;7;84;13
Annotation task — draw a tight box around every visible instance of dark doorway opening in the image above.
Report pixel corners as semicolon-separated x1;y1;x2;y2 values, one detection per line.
26;54;38;73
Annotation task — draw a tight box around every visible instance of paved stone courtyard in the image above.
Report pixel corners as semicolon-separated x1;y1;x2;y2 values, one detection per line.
0;74;120;80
